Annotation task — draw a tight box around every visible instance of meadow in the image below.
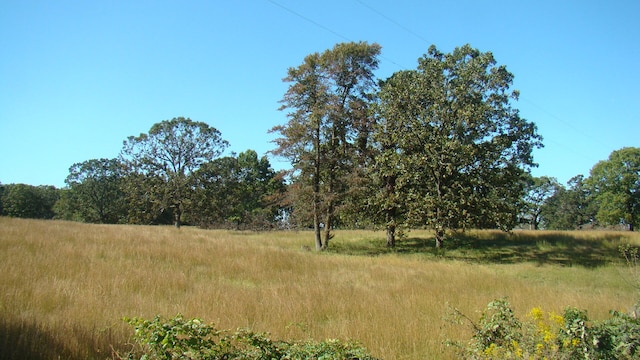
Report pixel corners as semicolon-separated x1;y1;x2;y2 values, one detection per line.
0;217;638;359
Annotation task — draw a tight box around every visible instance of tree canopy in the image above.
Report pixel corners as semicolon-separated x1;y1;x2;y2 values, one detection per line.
0;183;58;219
270;41;381;250
371;44;543;247
587;147;640;231
120;117;229;228
521;176;561;230
191;150;286;229
540;175;595;230
62;158;127;224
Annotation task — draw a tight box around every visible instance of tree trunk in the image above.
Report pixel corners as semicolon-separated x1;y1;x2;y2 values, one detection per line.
385;173;397;248
313;192;322;250
386;223;395;247
322;176;335;249
323;214;332;250
313;118;323;251
435;227;444;249
313;218;322;250
174;207;182;229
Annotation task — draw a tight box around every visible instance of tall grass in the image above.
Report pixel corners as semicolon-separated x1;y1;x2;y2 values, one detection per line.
0;217;638;359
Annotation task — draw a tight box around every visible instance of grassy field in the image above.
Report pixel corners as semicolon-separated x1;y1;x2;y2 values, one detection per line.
0;217;638;359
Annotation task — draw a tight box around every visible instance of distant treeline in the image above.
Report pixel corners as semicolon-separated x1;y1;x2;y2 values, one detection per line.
0;149;286;230
1;145;638;234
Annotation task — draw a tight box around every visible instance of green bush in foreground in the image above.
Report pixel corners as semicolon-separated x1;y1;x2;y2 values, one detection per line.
447;298;640;359
122;315;378;359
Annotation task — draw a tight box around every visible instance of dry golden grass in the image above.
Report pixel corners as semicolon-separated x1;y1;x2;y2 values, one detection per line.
0;217;638;359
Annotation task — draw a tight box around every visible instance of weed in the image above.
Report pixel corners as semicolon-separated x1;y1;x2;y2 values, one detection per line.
120;314;378;359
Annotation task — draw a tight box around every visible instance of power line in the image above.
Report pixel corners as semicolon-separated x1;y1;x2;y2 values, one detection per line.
265;0;406;70
353;0;617;163
520;97;613;156
354;0;431;45
268;0;616;174
265;0;351;42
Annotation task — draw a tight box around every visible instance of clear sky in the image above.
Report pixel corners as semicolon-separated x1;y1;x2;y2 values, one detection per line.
1;0;638;188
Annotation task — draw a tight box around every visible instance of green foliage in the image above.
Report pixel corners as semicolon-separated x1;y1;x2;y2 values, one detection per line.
521;176;561;229
270;41;382;249
371;44;542;248
541;175;596;230
587;147;640;231
120;117;229;228
191;150;286;229
448;298;640;359
123;314;378;360
61;158;128;224
1;183;59;219
0;182;4;215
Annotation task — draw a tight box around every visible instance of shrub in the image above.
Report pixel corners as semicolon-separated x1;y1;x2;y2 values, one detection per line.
121;314;378;359
447;298;640;359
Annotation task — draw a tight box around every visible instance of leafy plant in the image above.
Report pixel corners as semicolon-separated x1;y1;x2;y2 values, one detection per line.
447;299;640;359
122;314;378;360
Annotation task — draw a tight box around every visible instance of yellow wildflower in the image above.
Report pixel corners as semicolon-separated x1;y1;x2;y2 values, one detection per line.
529;307;544;322
484;343;498;357
543;329;555;343
549;311;564;326
572;338;580;347
511;340;523;358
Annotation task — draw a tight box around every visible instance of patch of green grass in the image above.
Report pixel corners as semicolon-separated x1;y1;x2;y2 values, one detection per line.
328;229;639;268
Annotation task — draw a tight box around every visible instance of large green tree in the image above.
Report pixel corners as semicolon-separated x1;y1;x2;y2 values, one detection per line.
121;117;229;228
521;176;561;230
1;183;59;219
372;44;542;248
62;158;127;223
587;147;640;231
191;150;286;229
270;41;381;250
540;175;595;230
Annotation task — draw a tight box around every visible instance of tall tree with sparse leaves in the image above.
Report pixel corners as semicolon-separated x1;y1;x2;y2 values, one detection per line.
270;41;381;250
121;117;229;228
372;44;542;248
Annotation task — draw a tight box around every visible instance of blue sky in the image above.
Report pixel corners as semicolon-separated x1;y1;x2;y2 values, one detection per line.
1;1;638;188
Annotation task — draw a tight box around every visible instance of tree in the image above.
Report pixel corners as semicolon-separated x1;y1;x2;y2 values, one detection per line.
586;147;640;231
1;183;59;219
521;176;560;230
191;156;242;227
234;150;287;229
540;175;595;230
270;41;381;250
120;172;174;225
191;150;286;229
0;182;4;215
62;158;127;223
372;44;542;248
120;117;229;228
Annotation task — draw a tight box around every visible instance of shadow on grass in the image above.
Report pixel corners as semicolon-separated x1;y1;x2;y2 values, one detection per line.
331;231;630;268
408;232;629;267
0;317;127;360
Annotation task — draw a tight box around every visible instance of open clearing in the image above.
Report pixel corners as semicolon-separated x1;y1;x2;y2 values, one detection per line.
1;217;638;359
